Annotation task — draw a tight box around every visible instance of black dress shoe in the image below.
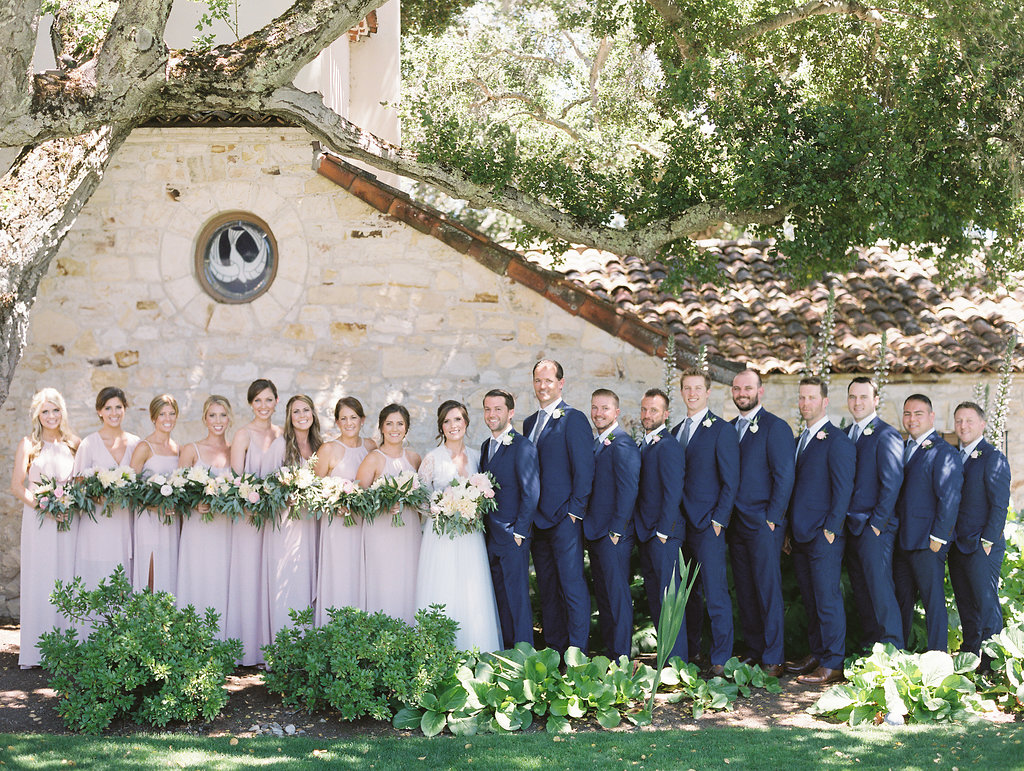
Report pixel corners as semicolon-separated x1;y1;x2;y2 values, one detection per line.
796;666;844;685
784;654;820;675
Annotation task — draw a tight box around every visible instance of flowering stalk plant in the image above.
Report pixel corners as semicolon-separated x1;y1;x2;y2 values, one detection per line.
429;472;499;538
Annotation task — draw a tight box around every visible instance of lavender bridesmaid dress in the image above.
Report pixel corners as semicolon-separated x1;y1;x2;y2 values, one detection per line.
362;450;422;625
132;446;181;593
259;437;318;647
19;440;77;667
315;441;368;625
175;445;231;639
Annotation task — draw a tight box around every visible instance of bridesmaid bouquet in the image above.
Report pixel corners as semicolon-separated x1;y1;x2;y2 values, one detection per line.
76;466;138;518
320;476;366;526
208;472;272;527
265;458;323;524
367;470;429;527
33;475;77;532
130;472;184;525
429;472;499;538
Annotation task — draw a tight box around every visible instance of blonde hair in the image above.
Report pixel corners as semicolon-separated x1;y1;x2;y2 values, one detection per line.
28;388;75;465
148;393;179;422
202;395;233;425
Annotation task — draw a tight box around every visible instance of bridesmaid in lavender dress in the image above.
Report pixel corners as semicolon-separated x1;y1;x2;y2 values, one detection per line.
356;404;423;625
72;386;141;592
260;394;321;646
176;395;233;637
129;394;181;593
415;401;501;651
313;397;377;624
227;378;282;665
10;388;80;667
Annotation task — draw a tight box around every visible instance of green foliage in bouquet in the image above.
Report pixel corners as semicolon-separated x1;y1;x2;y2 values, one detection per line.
261;605;458;721
38;567;242;734
808;644;991;726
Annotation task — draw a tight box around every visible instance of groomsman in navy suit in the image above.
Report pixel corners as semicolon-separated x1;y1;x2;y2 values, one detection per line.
480;389;540;649
844;377;905;649
671;368;739;675
894;394;963;652
585;389;641;660
635;388;687;660
729;369;794;677
523;360;595;653
949;401;1010;656
784;376;855;684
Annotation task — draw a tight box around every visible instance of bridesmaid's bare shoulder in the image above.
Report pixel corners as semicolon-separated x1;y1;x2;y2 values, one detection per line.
362;437;378;452
68;434;82;453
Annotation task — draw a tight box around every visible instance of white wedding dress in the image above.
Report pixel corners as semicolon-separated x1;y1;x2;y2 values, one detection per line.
414;445;501;652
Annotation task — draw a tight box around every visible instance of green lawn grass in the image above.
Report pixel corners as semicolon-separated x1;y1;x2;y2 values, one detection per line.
2;724;1022;770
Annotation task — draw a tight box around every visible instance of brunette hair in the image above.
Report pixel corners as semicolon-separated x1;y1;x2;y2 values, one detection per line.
377;403;411;437
334;396;366;421
799;376;828;398
283;394;323;466
95;386;127;412
533;359;564;379
484;389;515;410
246;378;278;404
436;400;470;443
847;376;878;396
679;368;712;390
904;393;933;410
148;393;179;422
643;388;670;409
592;388;619;407
954;401;986;420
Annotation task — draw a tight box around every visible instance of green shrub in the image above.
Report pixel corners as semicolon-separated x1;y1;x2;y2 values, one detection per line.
808;643;991;726
38;566;242;734
261;604;458;721
979;621;1024;713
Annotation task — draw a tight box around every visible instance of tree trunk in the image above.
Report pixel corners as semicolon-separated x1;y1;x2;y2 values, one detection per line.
0;125;130;408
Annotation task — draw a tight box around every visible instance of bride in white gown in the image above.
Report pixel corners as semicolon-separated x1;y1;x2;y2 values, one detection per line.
415;401;501;652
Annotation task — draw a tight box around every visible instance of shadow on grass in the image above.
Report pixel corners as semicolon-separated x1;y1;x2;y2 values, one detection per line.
2;723;1023;770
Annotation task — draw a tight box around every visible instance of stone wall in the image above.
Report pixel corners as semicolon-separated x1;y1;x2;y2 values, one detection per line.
0;128;664;620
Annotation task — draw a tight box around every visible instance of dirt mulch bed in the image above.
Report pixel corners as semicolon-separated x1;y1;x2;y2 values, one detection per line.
0;623;869;737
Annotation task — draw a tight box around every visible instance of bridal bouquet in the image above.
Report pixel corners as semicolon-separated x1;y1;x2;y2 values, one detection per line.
33;475;78;532
76;465;137;518
368;470;429;527
429;472;499;538
320;476;366;526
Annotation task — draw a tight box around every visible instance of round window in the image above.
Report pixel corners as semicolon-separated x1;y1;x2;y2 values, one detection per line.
195;212;278;303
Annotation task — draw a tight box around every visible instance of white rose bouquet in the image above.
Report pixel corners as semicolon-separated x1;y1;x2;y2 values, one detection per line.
429;472;499;538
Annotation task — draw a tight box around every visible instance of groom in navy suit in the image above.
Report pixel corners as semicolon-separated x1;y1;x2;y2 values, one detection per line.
784;376;855;685
949;401;1009;656
729;368;794;677
523;360;595;653
480;388;540;649
672;368;739;674
585;389;641;660
635;388;687;660
894;394;963;652
844;377;905;649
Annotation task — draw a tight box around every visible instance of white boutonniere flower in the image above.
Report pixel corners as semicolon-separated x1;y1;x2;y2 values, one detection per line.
552;408;565;419
500;433;514;446
970;449;981;459
748;420;759;434
921;439;934;450
816;430;828;440
702;416;715;428
863;425;874;436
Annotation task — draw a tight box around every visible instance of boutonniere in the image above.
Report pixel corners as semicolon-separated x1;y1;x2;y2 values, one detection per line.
748;416;759;434
552;408;565;419
702;415;715;428
650;435;661;444
863;424;874;436
500;433;514;446
816;430;828;440
921;439;934;450
970;449;981;459
603;435;613;446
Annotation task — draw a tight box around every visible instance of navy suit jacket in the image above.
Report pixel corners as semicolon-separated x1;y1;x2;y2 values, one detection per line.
671;412;740;530
634;430;685;542
479;430;540;549
584;427;641;540
731;409;794;531
846;417;904;535
788;420;856;543
523;400;595;529
954;439;1010;553
896;431;963;551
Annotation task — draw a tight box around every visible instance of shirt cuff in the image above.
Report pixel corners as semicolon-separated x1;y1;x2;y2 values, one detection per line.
981;538;994;547
930;535;947;545
513;532;525;540
609;531;621;539
656;531;668;539
712;520;723;529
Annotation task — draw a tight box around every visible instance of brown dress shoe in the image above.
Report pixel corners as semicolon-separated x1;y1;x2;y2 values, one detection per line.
762;664;785;678
784;654;820;675
710;664;726;677
796;666;844;685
